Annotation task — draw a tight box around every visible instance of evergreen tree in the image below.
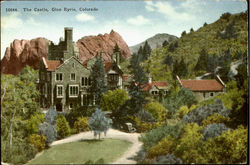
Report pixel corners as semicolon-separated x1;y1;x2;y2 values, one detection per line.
203;22;208;27
163;54;174;70
88;108;112;139
162;40;169;47
172;58;188;78
89;54;107;106
181;31;187;37
190;28;194;32
142;41;152;61
168;42;176;52
113;43;120;53
194;48;209;71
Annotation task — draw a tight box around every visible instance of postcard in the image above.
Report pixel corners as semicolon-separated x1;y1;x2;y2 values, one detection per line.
1;0;248;164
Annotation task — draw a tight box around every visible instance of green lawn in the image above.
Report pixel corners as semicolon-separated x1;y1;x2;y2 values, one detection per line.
28;139;131;164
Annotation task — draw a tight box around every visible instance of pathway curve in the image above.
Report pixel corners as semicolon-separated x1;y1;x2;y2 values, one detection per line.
50;129;142;164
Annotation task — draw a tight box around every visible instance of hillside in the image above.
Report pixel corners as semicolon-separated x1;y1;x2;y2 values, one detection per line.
129;33;178;54
146;11;248;82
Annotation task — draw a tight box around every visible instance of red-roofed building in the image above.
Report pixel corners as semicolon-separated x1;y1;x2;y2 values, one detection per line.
177;75;225;101
143;81;169;96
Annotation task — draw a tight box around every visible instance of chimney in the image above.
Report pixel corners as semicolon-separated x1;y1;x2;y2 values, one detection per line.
148;74;152;84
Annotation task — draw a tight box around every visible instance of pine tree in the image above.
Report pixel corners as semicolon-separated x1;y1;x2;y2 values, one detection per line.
181;31;187;37
162;40;169;47
113;43;120;53
142;41;152;61
89;54;107;106
194;48;209;71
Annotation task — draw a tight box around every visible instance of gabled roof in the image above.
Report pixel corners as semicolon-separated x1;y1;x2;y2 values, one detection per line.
42;57;61;71
105;62;113;72
143;81;169;91
179;79;224;92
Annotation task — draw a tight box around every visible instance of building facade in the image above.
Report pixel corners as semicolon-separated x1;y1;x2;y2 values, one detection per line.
39;27;123;112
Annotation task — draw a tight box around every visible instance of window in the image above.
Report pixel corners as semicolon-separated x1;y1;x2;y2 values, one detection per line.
70;73;76;81
82;94;88;106
203;92;206;98
210;92;214;97
56;73;63;81
151;91;158;95
82;77;90;86
69;103;73;109
69;85;79;97
108;74;119;81
57;85;63;98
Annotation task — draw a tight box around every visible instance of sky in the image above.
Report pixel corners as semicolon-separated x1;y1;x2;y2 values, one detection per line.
1;0;247;59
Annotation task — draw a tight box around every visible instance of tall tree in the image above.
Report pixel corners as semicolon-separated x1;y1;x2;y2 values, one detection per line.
194;48;209;71
141;41;152;61
89;54;107;106
162;40;169;47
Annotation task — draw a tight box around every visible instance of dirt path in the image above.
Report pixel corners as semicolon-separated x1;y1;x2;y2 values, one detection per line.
50;129;142;164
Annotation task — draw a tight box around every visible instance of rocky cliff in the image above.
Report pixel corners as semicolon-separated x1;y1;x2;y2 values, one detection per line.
1;30;131;75
77;30;131;63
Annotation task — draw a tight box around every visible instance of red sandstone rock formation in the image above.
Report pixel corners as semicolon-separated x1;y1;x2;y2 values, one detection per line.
1;38;49;75
77;30;131;63
1;30;131;75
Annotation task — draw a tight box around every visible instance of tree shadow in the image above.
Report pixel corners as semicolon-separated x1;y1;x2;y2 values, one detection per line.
79;139;104;143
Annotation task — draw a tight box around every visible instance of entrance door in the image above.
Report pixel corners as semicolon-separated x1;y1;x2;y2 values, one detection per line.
56;103;62;112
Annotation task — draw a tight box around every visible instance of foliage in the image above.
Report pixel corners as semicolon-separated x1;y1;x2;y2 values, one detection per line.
1;66;41;164
139;122;184;151
89;55;107;106
100;89;129;112
28;134;46;151
153;154;183;164
25;113;45;135
39;107;57;144
183;99;229;125
136;109;156;122
143;101;167;122
205;125;247;163
162;40;169;47
177;106;189;119
88;108;112;139
181;30;186;36
147;136;175;159
201;113;230;127
65;105;94;127
133;117;159;133
56;114;70;139
202;123;229;140
175;123;207;164
74;117;90;133
172;58;188;78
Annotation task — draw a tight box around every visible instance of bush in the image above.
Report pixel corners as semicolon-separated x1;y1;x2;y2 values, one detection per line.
153;154;183;164
202;123;229;140
56;114;71;139
175;123;207;164
201;113;230;127
134;117;160;133
100;89;129;112
205;125;247;163
177;106;189;119
143;101;167;122
25;113;45;134
183;99;229;125
147;136;175;159
74;117;90;133
39;122;57;144
88;108;112;139
139;122;184;151
28;134;46;151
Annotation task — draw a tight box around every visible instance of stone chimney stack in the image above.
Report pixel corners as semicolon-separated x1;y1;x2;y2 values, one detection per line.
64;27;73;42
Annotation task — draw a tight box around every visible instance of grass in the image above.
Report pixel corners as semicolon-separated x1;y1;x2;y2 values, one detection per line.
28;139;131;164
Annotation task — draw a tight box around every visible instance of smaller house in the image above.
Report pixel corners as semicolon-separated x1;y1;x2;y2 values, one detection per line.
177;75;226;101
143;81;169;96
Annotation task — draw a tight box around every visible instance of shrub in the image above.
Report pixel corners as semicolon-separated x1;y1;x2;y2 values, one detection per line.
201;113;230;127
100;89;129;112
56;114;71;139
28;134;46;151
74;117;90;133
153;154;183;164
39;122;57;144
183;99;229;125
147;136;175;159
175;123;207;164
139;122;184;151
205;125;247;163
25;113;45;134
88;108;112;139
202;123;229;140
134;117;160;133
143;101;167;122
177;106;189;119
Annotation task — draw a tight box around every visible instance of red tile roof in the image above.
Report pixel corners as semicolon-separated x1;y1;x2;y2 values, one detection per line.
180;79;223;91
104;62;113;72
122;75;131;81
143;81;168;91
43;58;61;71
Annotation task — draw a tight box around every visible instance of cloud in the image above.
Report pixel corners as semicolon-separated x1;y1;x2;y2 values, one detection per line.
76;13;95;22
127;15;150;26
1;12;23;29
145;1;196;21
